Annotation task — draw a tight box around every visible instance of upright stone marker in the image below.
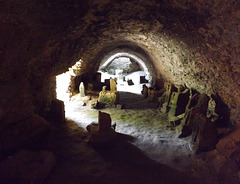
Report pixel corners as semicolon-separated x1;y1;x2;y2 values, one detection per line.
51;99;65;124
98;111;112;133
79;82;85;97
110;78;117;91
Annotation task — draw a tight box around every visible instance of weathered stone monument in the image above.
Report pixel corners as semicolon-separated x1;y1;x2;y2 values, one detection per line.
98;111;112;133
86;111;116;144
158;84;177;113
178;93;218;152
168;86;190;125
51;99;65;124
141;84;148;98
110;78;117;91
98;86;119;105
79;82;85;97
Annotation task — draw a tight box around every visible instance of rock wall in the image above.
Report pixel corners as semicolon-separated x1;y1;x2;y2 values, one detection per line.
0;0;239;122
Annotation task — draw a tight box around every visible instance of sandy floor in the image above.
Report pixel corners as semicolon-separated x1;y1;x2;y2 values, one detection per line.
45;92;216;184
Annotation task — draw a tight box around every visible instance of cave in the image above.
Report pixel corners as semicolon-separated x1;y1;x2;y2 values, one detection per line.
0;0;240;184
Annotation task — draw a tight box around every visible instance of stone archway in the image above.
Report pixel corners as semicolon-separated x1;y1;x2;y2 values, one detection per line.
98;52;153;94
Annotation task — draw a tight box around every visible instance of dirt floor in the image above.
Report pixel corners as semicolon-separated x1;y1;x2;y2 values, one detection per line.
45;92;217;184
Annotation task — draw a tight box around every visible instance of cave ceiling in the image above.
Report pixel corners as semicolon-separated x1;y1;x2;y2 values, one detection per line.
0;0;240;121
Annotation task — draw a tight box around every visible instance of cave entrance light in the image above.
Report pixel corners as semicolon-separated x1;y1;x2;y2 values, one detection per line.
56;72;71;102
56;60;82;102
98;52;152;94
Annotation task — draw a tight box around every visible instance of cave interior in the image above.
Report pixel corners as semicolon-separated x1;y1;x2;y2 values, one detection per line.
0;0;240;184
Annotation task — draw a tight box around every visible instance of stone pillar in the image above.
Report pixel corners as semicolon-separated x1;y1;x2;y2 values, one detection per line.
98;111;111;133
51;99;65;124
110;78;117;91
98;86;119;105
79;82;85;97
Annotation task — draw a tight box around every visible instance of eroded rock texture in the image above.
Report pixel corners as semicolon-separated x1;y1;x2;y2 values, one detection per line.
0;0;239;123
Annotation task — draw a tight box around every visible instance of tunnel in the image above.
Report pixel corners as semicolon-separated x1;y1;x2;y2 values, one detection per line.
0;0;240;184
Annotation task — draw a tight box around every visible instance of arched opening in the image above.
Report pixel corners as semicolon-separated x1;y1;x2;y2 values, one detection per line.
55;42;158;102
56;60;83;103
98;52;152;94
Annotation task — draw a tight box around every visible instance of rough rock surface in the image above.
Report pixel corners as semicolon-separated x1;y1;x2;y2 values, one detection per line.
218;159;240;184
0;114;53;159
204;123;240;184
216;122;240;158
0;149;56;184
0;0;239;123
